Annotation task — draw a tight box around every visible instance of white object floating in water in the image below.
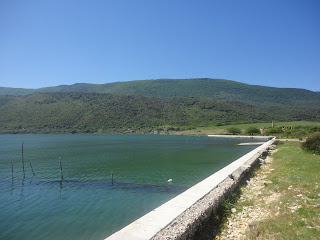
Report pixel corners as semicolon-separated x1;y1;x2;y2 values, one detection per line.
167;179;172;183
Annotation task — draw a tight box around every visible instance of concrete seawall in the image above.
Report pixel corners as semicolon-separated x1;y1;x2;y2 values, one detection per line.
208;134;274;139
105;137;275;240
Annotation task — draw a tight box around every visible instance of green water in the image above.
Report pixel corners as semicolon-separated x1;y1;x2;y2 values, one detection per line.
0;134;264;239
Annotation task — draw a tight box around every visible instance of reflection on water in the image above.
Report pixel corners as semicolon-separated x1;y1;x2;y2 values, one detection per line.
0;134;264;240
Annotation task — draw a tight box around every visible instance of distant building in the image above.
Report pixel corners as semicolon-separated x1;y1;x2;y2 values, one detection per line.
281;126;293;131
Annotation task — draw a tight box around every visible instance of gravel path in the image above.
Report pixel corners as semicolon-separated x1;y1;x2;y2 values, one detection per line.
217;149;279;240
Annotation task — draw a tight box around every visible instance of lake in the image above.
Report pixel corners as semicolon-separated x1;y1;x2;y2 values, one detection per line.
0;134;264;240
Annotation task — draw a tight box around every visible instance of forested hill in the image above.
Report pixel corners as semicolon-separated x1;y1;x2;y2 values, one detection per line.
0;92;319;134
1;78;319;107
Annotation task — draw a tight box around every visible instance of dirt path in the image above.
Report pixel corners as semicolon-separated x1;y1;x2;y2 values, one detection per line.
217;149;279;240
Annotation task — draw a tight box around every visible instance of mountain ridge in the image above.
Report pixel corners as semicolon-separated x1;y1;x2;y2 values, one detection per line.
1;78;317;92
1;92;319;134
1;78;320;107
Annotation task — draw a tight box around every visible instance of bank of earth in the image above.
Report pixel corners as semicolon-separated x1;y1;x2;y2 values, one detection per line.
215;141;320;240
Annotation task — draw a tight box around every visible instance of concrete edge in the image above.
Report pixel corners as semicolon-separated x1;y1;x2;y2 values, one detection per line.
208;134;274;139
105;138;276;240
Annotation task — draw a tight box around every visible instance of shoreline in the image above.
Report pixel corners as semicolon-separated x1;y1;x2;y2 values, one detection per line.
208;134;274;139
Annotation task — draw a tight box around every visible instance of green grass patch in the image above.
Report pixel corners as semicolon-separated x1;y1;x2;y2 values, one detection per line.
245;142;320;239
171;120;319;137
196;121;320;131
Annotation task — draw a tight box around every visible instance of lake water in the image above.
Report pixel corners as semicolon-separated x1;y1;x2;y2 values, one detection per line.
0;134;264;240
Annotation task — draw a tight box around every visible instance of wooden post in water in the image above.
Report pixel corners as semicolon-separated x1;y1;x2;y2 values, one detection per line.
111;170;113;185
11;162;14;183
30;162;35;176
22;142;25;179
59;157;63;180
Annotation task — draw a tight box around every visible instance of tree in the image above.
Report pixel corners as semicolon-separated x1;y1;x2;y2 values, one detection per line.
227;127;241;135
267;127;282;135
245;127;260;135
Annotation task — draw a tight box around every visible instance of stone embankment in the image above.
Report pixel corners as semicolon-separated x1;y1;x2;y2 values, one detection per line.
106;137;275;240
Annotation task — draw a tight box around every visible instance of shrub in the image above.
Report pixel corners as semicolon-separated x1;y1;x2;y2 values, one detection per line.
267;127;283;135
227;127;241;135
245;127;260;135
307;126;320;133
301;134;320;155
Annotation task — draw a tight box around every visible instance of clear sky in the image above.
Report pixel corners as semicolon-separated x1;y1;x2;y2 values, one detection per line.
0;0;319;91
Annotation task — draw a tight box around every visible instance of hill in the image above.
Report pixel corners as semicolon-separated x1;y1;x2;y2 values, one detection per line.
1;78;320;107
0;92;319;134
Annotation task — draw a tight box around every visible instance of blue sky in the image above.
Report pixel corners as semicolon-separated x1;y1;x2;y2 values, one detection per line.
0;0;319;91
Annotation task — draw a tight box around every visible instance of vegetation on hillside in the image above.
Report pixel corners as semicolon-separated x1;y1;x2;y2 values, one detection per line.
0;92;319;134
1;78;320;107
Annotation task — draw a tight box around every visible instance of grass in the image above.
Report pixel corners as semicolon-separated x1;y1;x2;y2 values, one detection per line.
257;142;320;239
220;141;320;239
168;120;320;136
196;120;320;131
